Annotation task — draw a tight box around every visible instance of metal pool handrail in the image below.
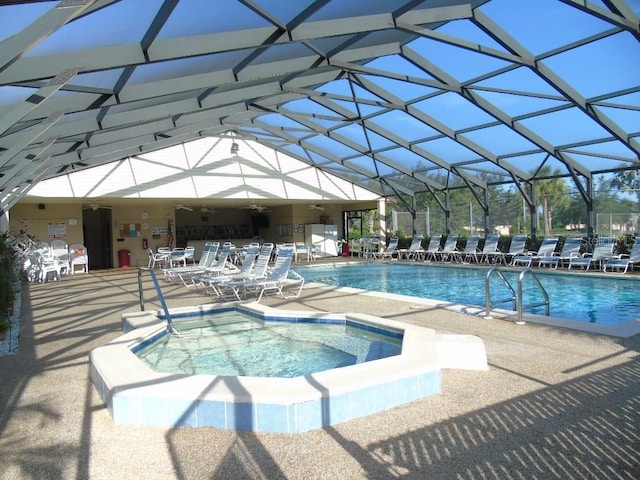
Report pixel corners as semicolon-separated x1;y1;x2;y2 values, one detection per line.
138;267;180;335
484;267;516;319
517;268;550;325
485;267;550;325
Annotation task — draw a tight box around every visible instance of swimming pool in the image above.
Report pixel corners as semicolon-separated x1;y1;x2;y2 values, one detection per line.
294;263;640;326
134;311;402;377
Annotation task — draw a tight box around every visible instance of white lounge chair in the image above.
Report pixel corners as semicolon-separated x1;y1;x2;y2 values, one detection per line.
200;243;274;296
476;235;500;264
511;237;558;268
604;237;640;273
537;237;583;269
434;235;458;262
423;235;442;262
397;235;424;260
220;247;304;302
487;235;527;265
569;236;615;271
199;243;235;276
380;237;399;260
172;244;230;286
163;242;218;282
454;236;480;263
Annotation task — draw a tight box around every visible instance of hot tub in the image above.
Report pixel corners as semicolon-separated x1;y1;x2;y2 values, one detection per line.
90;303;487;433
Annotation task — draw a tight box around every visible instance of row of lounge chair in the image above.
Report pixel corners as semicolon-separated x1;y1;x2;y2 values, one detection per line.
377;234;640;273
160;241;305;301
514;236;640;273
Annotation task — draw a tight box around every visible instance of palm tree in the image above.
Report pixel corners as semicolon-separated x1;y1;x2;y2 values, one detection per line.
611;164;640;211
534;166;569;236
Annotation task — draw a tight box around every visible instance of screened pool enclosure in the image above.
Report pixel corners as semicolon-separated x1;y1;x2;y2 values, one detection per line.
1;0;639;239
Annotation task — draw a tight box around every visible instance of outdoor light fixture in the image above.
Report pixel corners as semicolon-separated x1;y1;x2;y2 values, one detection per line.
230;142;239;154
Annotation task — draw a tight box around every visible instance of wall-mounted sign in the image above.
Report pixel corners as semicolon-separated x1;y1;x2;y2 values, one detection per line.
48;222;66;239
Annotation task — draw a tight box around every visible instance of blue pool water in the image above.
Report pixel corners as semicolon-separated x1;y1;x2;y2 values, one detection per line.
135;311;401;377
293;263;640;325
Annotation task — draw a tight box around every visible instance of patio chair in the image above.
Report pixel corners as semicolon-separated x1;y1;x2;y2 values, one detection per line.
194;244;260;293
168;247;188;268
487;235;527;265
537;237;583;269
433;235;458;262
454;236;480;263
162;242;218;282
568;236;615;271
23;252;40;283
423;235;443;262
294;242;312;262
50;239;69;275
361;236;381;260
476;235;500;264
511;237;558;268
68;244;88;274
220;247;304;302
495;235;529;265
603;237;640;273
202;243;236;276
183;245;196;266
34;241;50;256
238;243;261;263
147;248;169;269
31;251;64;282
199;243;274;296
380;237;399;260
397;235;424;261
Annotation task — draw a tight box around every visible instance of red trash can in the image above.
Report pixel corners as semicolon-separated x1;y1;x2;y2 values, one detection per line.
118;249;131;268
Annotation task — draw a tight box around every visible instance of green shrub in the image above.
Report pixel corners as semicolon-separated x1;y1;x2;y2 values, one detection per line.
0;232;20;320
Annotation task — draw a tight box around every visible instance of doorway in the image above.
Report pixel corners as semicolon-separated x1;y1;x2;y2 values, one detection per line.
343;209;377;240
82;207;113;269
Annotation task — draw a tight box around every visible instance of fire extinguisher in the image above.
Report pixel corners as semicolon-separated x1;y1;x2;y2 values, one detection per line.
142;238;148;249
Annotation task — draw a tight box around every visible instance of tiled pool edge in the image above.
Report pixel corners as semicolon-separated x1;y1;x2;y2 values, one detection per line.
90;303;486;432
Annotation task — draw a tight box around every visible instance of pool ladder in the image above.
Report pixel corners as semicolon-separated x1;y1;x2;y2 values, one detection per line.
138;267;180;335
484;267;549;325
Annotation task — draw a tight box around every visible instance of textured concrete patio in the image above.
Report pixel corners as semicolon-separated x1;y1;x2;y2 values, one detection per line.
0;265;638;479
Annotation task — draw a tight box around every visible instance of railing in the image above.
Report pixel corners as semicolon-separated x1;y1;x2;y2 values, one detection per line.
517;268;550;325
484;267;516;318
137;267;180;335
485;267;550;325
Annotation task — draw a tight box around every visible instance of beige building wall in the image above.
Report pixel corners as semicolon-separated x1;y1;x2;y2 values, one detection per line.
8;203;85;248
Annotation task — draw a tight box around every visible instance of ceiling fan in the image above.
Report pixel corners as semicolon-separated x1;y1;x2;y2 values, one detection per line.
240;202;269;213
83;203;112;211
174;204;193;211
309;204;325;211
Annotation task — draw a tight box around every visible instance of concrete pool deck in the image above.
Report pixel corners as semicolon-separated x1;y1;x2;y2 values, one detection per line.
0;262;639;479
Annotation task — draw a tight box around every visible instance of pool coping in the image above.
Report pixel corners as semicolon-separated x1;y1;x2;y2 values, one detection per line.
90;303;487;432
296;261;640;338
